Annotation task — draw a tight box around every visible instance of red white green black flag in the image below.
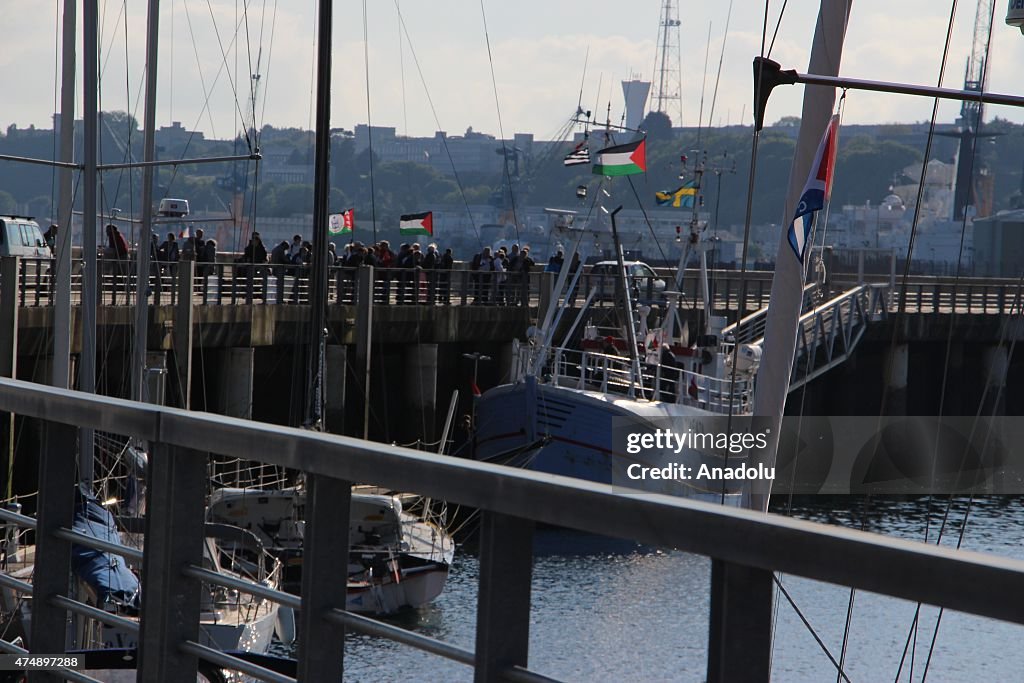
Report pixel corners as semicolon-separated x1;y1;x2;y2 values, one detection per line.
399;211;433;236
592;138;646;177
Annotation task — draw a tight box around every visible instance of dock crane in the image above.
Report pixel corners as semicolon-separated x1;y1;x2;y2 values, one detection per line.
941;0;998;220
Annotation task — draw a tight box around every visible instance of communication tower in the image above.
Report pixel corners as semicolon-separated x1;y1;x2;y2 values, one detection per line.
652;0;682;126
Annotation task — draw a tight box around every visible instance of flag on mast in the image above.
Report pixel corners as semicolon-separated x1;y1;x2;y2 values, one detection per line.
592;138;646;176
787;115;839;264
400;211;433;236
563;141;590;166
329;208;354;235
655;179;698;208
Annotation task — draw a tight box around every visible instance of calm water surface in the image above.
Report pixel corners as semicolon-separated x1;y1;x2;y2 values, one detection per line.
333;496;1024;682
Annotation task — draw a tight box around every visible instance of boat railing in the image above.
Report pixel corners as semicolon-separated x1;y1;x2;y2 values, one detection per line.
547;346;754;414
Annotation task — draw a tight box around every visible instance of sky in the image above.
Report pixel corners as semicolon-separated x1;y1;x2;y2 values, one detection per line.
3;1;1024;141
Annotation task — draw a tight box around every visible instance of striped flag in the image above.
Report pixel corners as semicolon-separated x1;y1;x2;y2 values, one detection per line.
400;211;433;236
592;138;646;176
787;115;839;264
563;141;590;167
329;208;354;235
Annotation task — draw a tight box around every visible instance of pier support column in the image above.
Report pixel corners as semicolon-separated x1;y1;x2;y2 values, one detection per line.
882;344;908;416
407;343;438;444
325;345;347;434
172;261;195;409
982;345;1009;416
0;258;18;499
214;348;254;419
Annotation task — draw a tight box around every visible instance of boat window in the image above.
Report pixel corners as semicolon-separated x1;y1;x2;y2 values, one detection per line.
0;220;5;244
19;224;34;247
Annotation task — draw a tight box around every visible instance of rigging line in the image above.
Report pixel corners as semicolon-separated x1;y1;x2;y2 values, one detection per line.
393;1;483;249
773;575;854;683
397;0;408;139
50;0;61;218
257;0;280;131
624;175;674;274
882;2;958;673
765;0;789;60
724;2;771;509
918;283;1024;682
203;0;256;150
696;22;712;149
364;0;379;244
576;47;590;115
706;0;735;132
479;0;521;244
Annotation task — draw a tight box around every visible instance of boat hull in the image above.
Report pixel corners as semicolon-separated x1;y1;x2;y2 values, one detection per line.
475;379;760;505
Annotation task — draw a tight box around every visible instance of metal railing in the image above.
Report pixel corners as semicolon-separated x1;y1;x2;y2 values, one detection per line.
544;346;755;414
3;376;1024;681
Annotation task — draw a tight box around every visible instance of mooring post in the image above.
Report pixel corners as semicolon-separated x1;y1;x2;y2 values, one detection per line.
138;443;207;683
706;559;773;683
297;475;352;681
474;512;534;682
28;421;77;681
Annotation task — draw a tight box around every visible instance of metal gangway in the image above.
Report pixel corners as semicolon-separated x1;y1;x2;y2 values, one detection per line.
724;283;890;392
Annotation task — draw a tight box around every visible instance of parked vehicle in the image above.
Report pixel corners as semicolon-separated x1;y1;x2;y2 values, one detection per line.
0;216;50;258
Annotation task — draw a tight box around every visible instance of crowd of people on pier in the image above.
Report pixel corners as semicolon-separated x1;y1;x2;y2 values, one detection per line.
82;223;576;306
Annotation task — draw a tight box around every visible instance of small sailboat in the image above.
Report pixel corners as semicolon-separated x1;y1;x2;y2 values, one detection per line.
204;0;455;614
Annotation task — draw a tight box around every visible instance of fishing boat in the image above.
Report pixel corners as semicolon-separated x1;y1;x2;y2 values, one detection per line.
474;194;769;506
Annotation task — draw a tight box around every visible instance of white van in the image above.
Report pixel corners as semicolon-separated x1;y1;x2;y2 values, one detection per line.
0;216;50;258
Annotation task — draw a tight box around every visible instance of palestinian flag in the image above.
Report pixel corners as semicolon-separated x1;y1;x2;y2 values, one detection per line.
329;208;354;235
592;138;646;177
400;211;433;236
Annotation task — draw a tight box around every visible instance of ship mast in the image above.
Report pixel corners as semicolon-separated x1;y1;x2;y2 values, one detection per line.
751;0;853;511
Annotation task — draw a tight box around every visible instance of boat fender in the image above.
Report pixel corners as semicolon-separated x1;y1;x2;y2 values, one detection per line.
274;606;296;646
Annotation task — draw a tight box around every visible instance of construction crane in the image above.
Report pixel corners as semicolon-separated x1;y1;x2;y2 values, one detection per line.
942;0;998;220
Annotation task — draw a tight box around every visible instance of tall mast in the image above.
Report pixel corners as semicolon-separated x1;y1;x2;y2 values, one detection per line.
132;0;161;403
304;0;332;429
80;0;99;487
751;0;853;509
52;0;76;390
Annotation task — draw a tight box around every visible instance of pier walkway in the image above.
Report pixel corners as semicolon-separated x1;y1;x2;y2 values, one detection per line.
2;377;1024;681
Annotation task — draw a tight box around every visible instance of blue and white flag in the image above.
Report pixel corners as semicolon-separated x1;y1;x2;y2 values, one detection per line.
788;115;839;264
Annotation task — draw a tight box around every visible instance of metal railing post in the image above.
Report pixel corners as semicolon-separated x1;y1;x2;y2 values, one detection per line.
706;560;772;683
474;512;534;682
28;421;77;672
138;443;208;683
297;475;352;681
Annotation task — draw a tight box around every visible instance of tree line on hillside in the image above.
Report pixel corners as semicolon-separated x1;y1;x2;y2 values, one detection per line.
1;113;1021;232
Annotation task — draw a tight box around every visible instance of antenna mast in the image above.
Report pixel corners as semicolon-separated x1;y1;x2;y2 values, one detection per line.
653;0;683;125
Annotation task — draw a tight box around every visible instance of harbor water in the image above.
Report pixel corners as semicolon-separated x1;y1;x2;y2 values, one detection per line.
332;496;1024;682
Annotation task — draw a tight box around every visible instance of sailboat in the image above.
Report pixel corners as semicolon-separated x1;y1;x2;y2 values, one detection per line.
204;0;454;615
0;0;282;660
